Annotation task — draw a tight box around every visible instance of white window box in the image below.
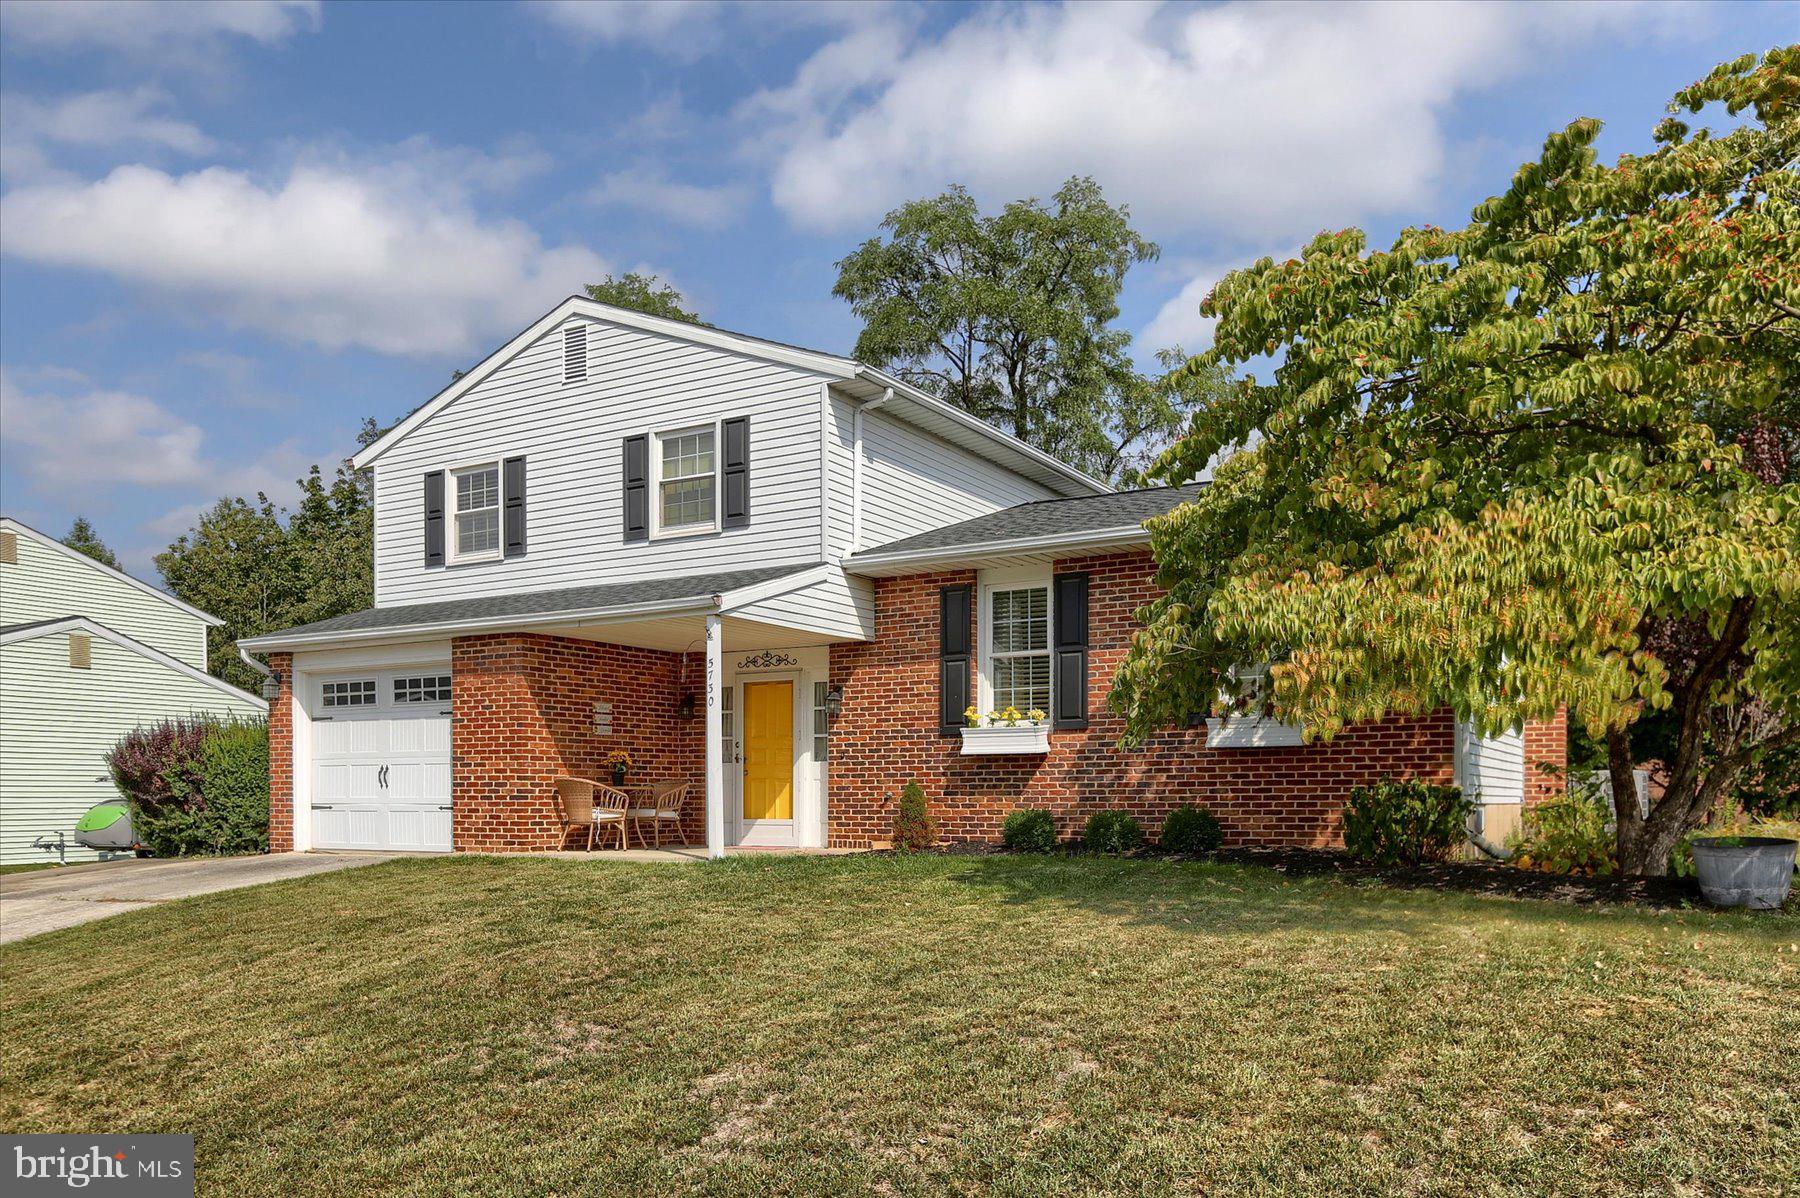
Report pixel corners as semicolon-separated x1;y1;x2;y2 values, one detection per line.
1205;715;1306;749
960;724;1050;755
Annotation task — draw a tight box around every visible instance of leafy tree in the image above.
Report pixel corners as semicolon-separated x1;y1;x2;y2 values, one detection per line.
60;516;120;569
157;464;372;690
1113;49;1799;876
584;272;706;324
834;176;1160;478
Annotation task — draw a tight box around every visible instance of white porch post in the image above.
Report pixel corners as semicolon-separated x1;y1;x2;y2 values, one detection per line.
704;613;725;859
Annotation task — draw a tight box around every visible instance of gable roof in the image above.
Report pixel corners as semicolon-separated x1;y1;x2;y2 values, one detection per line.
349;296;1107;498
844;485;1205;574
238;562;827;650
0;615;265;708
0;517;224;627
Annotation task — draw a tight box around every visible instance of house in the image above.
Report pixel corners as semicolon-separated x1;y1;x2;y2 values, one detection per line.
0;518;266;866
239;297;1564;857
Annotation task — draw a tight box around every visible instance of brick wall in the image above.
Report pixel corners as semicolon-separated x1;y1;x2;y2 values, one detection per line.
451;633;703;850
826;552;1463;849
1523;706;1568;806
268;652;294;852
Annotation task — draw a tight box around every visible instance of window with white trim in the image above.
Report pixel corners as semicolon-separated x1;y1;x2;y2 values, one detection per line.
984;584;1051;716
719;685;735;762
393;675;452;704
654;426;716;534
452;463;501;561
812;682;829;762
322;680;376;708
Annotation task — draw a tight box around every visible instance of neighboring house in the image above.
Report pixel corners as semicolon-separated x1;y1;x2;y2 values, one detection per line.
240;297;1564;858
0;518;266;865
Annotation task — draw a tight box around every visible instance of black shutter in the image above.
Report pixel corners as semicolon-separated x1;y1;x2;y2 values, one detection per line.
1053;572;1089;730
503;456;527;558
939;584;972;735
721;416;750;529
623;435;649;542
423;471;445;567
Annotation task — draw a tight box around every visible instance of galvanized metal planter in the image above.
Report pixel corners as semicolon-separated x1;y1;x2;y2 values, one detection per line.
1691;836;1797;910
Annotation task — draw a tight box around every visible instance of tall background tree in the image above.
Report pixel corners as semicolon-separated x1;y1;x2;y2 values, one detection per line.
1114;48;1799;875
835;176;1220;481
60;517;119;569
585;272;706;324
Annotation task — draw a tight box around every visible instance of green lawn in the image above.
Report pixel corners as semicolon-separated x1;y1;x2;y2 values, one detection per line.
0;862;58;875
2;855;1794;1196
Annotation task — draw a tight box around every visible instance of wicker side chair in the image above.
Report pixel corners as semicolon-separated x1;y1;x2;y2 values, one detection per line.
628;780;694;848
553;777;630;851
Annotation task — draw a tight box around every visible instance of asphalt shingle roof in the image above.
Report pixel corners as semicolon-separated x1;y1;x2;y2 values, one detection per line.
245;562;818;643
854;485;1206;558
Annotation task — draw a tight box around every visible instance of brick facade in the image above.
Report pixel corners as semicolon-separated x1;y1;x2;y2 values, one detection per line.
268;652;294;852
826;551;1558;849
451;633;704;851
1523;706;1568;807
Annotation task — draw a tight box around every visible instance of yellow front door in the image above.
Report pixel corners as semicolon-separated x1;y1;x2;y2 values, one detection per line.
741;681;793;821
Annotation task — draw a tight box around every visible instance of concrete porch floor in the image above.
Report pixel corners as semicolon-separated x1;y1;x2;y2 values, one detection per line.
464;845;864;863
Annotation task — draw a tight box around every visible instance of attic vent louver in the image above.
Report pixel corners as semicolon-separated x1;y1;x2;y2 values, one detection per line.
0;531;15;564
563;324;587;384
69;633;91;669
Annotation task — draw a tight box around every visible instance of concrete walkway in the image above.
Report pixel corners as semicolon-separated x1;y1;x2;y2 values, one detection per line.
0;852;400;945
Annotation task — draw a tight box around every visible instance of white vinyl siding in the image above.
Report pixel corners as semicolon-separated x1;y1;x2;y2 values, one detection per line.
0;526;210;668
843;406;1056;552
1455;722;1526;806
0;633;263;866
372;317;832;604
728;567;874;642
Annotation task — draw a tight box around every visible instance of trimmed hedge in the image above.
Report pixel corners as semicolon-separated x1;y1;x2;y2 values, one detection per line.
1160;805;1223;855
108;717;269;857
1341;778;1470;867
1082;810;1145;855
1002;808;1058;853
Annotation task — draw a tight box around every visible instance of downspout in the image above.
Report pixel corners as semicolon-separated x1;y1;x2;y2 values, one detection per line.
850;387;892;552
238;645;272;681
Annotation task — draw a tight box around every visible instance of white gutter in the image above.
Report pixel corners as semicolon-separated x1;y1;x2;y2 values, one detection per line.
849;387;892;552
842;524;1152;575
238;645;272;680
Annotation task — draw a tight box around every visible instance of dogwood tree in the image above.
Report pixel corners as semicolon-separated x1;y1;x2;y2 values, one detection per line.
1114;49;1799;875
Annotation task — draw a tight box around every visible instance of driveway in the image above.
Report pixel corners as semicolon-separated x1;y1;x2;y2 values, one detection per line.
0;853;400;944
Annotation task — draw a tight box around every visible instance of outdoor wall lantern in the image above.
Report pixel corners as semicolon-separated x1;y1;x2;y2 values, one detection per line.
260;671;283;702
824;684;844;720
675;692;698;721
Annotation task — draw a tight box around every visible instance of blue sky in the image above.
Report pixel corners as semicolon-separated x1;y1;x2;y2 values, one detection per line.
1;0;1793;579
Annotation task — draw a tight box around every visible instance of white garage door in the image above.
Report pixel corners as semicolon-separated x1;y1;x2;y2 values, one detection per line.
311;669;453;852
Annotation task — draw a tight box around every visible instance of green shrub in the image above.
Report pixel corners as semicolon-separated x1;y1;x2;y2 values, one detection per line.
1341;778;1470;867
891;780;936;852
108;717;270;857
1002;808;1058;853
1160;805;1223;854
1508;783;1617;876
1082;810;1144;855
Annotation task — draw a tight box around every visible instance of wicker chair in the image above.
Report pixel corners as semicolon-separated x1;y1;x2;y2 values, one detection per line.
552;777;630;850
628;780;694;848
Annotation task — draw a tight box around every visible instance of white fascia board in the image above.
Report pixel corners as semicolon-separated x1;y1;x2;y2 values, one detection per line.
0;517;225;627
353;297;858;470
3;615;266;709
852;367;1111;497
717;564;835;613
236;595;726;653
842;526;1150;575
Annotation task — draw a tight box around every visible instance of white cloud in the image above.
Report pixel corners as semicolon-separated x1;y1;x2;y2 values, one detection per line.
0;369;206;487
1;87;216;183
752;0;1696;238
1141;270;1223;356
589;167;750;229
1;0;320;54
530;0;893;59
0;158;609;357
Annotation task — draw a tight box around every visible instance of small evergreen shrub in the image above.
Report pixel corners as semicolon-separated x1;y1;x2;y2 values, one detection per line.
1341;778;1470;867
1082;810;1145;855
1160;805;1223;855
108;717;270;857
1002;808;1058;853
1509;780;1616;876
891;780;937;852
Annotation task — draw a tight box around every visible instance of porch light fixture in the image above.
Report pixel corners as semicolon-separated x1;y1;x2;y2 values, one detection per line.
676;691;697;720
824;684;844;720
260;671;283;701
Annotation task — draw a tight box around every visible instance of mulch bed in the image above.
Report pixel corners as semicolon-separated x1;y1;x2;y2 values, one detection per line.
932;840;1708;908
